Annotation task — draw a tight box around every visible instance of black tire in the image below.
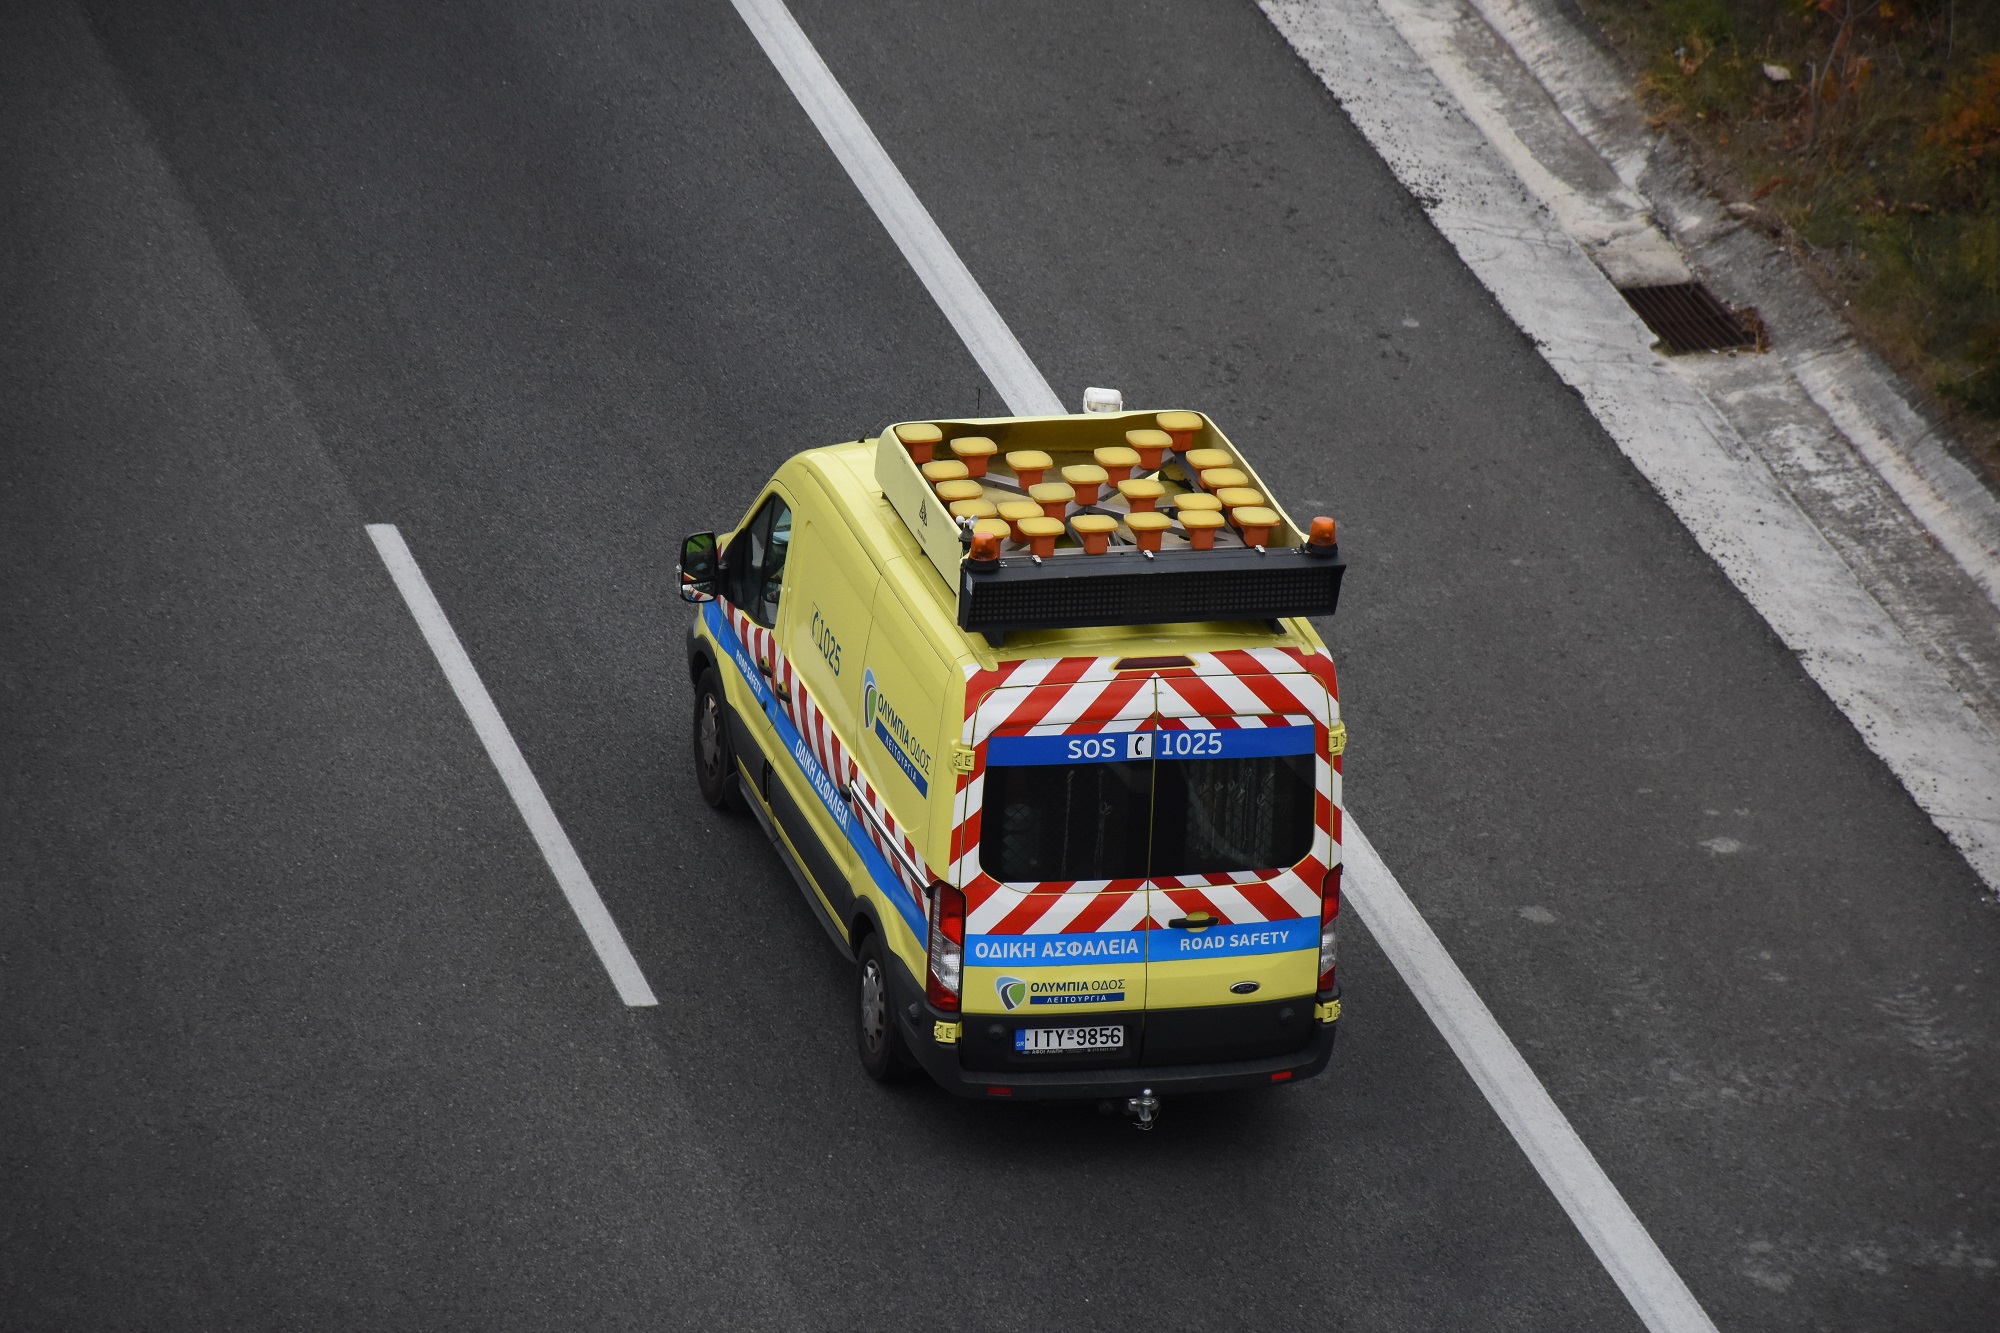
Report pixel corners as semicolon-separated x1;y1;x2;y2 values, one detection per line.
692;667;747;813
855;932;912;1082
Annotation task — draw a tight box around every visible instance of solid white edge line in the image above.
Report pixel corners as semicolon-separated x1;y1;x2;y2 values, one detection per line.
366;523;659;1008
727;0;1064;418
1343;828;1717;1333
728;4;1714;1329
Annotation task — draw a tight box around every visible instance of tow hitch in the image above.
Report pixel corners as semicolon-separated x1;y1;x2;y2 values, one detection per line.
1123;1090;1161;1131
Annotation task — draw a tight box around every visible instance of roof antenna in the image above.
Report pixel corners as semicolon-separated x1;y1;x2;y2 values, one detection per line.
1082;386;1123;414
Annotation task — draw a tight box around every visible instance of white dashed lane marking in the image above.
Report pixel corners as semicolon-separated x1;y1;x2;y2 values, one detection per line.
368;523;658;1008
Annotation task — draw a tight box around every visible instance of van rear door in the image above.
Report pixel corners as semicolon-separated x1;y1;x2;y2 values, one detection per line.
1141;667;1328;1062
954;671;1153;1068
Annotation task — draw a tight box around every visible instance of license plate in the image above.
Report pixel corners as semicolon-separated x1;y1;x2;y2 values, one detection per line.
1015;1025;1125;1054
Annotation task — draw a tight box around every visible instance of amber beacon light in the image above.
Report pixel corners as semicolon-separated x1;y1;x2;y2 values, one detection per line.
968;528;1004;568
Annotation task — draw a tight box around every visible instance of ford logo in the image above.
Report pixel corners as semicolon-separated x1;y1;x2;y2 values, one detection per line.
1229;980;1260;995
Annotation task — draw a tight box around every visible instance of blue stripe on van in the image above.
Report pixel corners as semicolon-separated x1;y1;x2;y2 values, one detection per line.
986;725;1314;766
968;918;1316;965
703;601;927;938
1154;915;1318;960
966;930;1147;966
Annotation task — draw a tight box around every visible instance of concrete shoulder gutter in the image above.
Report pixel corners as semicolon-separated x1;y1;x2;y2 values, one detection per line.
1262;0;2000;890
1467;0;2000;614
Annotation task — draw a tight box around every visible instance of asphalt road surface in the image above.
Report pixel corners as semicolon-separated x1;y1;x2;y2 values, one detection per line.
4;2;1997;1329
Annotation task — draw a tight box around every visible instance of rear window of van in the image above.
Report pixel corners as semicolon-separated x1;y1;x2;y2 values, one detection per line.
980;750;1314;883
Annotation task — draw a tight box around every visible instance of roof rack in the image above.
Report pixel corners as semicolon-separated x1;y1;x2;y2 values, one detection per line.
873;410;1344;640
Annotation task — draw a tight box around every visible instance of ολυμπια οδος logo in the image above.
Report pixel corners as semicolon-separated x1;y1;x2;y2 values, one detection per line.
997;976;1027;1011
862;667;933;792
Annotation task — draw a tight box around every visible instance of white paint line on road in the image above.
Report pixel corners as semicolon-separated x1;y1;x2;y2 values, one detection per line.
726;0;1063;419
1342;828;1717;1333
367;523;659;1008
728;2;1715;1328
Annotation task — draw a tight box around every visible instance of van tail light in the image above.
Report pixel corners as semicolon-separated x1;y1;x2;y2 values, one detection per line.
1317;866;1341;993
926;883;965;1011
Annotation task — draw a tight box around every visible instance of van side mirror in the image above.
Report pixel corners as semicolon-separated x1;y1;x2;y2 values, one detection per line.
679;531;720;603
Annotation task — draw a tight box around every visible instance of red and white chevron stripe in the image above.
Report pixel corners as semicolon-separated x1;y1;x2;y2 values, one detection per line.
955;647;1343;938
725;600;1343;943
726;606;933;910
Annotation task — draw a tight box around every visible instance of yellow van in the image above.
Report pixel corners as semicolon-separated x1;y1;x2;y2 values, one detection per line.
678;409;1347;1126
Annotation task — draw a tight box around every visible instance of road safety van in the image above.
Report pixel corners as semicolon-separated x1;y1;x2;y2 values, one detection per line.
678;407;1348;1124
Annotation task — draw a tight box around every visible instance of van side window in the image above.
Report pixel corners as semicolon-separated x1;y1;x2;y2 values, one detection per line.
726;495;793;627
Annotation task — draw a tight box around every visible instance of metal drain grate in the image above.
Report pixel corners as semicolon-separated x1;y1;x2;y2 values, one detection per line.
1619;282;1758;354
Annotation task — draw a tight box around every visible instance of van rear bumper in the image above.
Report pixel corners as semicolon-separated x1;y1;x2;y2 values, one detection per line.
892;967;1337;1100
924;1028;1335;1100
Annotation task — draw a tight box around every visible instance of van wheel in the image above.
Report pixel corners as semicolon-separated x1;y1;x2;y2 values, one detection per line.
692;668;746;813
855;933;911;1082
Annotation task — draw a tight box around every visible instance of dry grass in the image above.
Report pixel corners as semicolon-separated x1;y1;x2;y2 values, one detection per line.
1573;0;2000;484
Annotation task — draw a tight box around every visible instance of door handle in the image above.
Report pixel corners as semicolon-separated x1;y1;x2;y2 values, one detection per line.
774;680;790;700
1168;910;1219;930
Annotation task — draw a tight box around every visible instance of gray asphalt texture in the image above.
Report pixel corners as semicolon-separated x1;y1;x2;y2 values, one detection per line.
3;1;1996;1329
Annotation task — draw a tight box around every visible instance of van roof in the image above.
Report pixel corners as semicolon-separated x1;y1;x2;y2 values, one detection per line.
789;437;1329;672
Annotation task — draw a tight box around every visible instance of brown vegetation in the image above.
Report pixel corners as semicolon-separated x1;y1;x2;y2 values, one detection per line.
1574;0;2000;482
